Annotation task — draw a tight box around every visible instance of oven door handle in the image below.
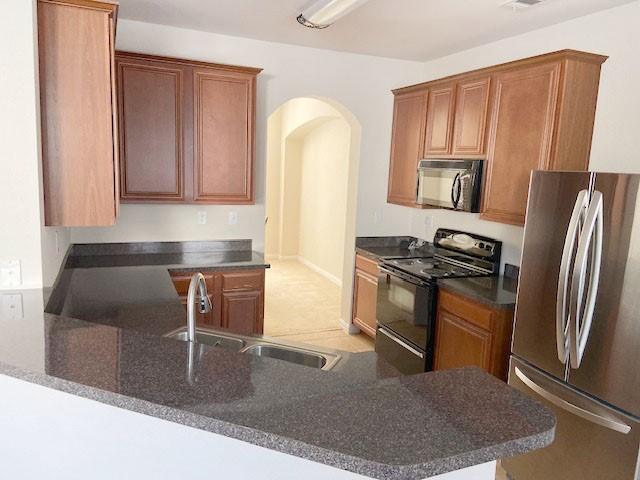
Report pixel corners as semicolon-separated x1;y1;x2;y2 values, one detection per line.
378;327;425;359
379;267;428;287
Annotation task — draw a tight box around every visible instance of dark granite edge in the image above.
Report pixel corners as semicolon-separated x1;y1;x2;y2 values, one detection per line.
438;280;517;310
70;240;253;256
355;247;382;260
0;354;555;480
167;262;270;274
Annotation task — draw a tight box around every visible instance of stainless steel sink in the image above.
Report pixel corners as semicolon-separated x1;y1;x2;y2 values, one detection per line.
243;344;331;369
167;329;245;352
165;327;341;371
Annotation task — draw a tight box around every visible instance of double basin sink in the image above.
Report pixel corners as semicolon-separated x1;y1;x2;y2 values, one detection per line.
166;328;342;371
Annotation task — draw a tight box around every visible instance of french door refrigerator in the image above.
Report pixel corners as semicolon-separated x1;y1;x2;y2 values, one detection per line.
503;171;640;480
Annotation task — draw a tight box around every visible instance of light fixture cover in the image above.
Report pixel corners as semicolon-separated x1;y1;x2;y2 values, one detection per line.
297;0;370;29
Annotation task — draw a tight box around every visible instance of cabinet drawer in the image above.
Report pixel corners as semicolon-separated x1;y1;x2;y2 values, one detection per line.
355;254;379;277
169;272;214;296
438;289;492;331
222;270;264;291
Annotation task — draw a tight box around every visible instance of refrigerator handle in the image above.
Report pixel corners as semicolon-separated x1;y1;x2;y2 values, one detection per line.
556;190;589;364
569;191;604;369
514;366;631;434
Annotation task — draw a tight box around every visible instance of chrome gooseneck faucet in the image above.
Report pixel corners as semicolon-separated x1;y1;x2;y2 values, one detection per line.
186;272;213;343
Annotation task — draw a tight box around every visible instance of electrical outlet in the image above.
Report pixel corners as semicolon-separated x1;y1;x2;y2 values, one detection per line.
1;294;23;319
373;211;381;224
228;211;238;225
423;216;433;230
0;260;21;287
197;211;207;225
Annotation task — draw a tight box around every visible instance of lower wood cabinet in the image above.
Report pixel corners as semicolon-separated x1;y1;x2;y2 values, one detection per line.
434;289;514;380
170;268;264;336
352;254;379;338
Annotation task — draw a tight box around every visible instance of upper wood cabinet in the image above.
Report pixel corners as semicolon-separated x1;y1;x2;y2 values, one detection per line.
117;56;186;202
115;52;261;204
388;50;607;225
193;69;255;203
481;62;561;225
452;77;491;156
424;85;456;156
481;54;605;225
387;90;428;206
38;0;119;226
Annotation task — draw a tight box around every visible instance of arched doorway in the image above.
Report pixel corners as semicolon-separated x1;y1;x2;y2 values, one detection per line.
263;97;371;352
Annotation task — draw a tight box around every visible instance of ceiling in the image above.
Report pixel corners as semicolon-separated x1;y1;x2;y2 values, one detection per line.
117;0;635;61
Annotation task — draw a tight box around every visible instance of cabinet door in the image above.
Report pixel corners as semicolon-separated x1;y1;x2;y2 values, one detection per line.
193;69;255;204
387;90;428;206
452;77;490;157
117;56;185;201
38;0;118;226
221;290;263;336
434;309;493;372
424;85;456;156
481;62;561;225
352;269;378;338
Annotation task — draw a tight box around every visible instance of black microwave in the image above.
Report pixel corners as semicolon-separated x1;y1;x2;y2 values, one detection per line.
416;159;483;212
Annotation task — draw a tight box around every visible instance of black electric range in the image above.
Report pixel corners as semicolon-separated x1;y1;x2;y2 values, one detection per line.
374;229;502;374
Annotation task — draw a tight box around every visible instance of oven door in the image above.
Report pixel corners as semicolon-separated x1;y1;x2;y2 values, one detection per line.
375;267;436;351
416;159;482;212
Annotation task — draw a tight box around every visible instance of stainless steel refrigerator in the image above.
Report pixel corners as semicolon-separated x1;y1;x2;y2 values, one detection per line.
503;171;640;480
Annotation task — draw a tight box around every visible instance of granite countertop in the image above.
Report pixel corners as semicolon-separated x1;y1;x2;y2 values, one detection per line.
356;236;436;260
439;276;518;310
0;240;554;480
45;240;270;335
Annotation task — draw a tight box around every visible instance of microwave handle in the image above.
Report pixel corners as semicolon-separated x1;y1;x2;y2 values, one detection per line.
451;173;461;209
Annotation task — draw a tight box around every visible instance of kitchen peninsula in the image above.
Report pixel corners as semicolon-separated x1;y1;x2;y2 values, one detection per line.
0;240;554;480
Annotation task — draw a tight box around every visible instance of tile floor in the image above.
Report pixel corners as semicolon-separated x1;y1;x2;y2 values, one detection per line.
264;260;508;480
263;259;374;353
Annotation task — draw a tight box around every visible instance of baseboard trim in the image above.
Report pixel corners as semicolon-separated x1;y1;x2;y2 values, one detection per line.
296;256;342;287
339;317;360;335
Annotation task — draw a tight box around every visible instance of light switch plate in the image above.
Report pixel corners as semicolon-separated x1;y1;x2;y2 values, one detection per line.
0;260;21;287
1;294;23;320
228;211;238;225
197;211;207;225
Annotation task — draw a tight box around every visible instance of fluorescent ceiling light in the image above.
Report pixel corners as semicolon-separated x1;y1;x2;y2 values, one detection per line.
297;0;370;29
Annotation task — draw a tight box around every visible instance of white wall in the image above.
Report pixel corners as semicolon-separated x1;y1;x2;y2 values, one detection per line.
70;20;427;248
298;117;351;281
408;1;640;269
0;0;70;289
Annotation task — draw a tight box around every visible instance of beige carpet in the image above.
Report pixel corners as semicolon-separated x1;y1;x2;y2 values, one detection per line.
264;259;374;353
